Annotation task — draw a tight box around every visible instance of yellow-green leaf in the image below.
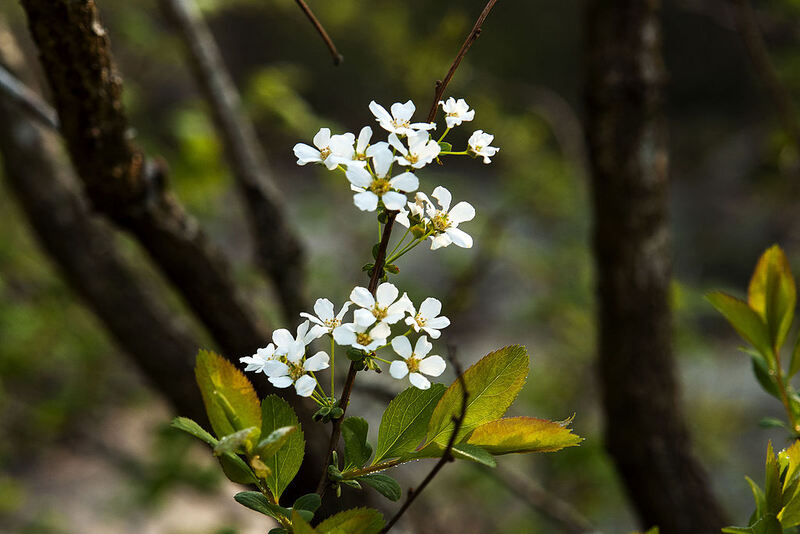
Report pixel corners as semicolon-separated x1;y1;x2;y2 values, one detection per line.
373;384;445;463
195;350;261;440
292;509;317;534
315;507;384;534
748;245;796;350
426;346;529;446
257;426;298;459
707;292;773;361
466;416;583;454
261;395;305;500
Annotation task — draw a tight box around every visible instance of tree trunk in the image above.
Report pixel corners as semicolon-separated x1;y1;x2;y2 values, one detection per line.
584;1;728;532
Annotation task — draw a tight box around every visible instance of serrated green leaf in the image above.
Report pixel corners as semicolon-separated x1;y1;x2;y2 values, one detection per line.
357;473;401;501
195;350;262;440
315;507;384;534
293;493;321;514
214;427;258;457
707;293;773;362
427;346;529;446
261;395;305;500
374;384;445;463
466;416;583;455
171;417;217;446
292;509;317;534
234;491;290;520
342;417;372;468
257;426;297;458
748;245;796;351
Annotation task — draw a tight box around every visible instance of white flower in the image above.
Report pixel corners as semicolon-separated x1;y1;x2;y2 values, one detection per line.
369;100;435;137
467;130;499;164
396;192;431;228
350;283;413;327
355;126;372;161
333;321;391;352
272;319;325;356
426;186;475;250
388;131;441;169
300;298;351;335
389;335;446;390
266;346;330;398
293;128;356;170
404;297;450;339
346;143;419;211
439;97;475;129
240;343;278;373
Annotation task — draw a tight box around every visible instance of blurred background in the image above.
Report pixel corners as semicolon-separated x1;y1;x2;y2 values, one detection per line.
0;0;799;532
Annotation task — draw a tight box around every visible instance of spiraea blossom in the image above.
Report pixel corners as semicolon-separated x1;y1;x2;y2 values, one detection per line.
425;186;476;250
333;320;392;352
293;128;355;170
388;131;441;169
467;130;499;164
264;341;330;397
300;298;351;336
240;343;278;374
346;143;419;211
440;97;475;128
389;335;446;390
369;100;435;137
350;283;413;327
405;297;450;339
272;319;325;353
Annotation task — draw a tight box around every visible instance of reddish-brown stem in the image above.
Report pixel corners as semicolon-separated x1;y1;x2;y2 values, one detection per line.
425;0;501;123
317;211;398;495
293;0;343;65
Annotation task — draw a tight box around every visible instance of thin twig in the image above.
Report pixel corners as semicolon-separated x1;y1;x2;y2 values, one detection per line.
425;0;501;123
0;63;58;129
379;348;468;534
317;211;398;495
293;0;343;65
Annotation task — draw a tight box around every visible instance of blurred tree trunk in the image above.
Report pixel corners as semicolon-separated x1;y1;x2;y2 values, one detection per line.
584;1;728;532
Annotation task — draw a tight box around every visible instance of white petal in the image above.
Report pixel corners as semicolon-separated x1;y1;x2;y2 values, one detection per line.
329;133;356;155
431;186;452;211
418;297;442;320
387;133;407;155
419;355;446;377
391;335;413;359
308;324;328;340
391;100;415;121
430;233;451;250
263;360;289;377
313;298;335;321
375;283;399;307
286;340;305;363
369;101;393;128
414;335;432;357
333;325;356;346
426;316;450;330
272;328;294;349
389;172;419;193
296;320;310;341
313;128;331;149
353;191;379;212
381;191;407;211
299;312;324;326
294;375;317;397
423;326;441;339
336;301;352;320
353;308;377;327
395;208;410;228
269;376;293;389
389;360;409;379
357;126;373;153
293;143;321;165
446;227;473;248
369;143;394;178
388;293;414;316
370;321;391;340
304;351;330;371
447;201;475;224
346;166;372;188
409;372;431;390
350;286;375;308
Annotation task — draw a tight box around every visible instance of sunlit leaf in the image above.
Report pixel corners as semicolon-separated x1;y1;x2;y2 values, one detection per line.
707;293;773;362
426;346;529;446
357;473;401;501
342;417;372;469
195;350;261;440
765;442;782;516
171;417;217;446
261;395;305;500
292;509;317;534
748;245;796;350
257;426;298;459
373;384;445;463
466;416;582;454
213;427;258;456
315;507;384;534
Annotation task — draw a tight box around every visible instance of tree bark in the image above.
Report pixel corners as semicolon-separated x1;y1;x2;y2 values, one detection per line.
584;1;728;532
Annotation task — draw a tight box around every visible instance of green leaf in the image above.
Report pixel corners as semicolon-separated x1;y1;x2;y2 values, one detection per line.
195;350;262;440
438;141;453;152
292;509;317;534
745;476;766;520
171;417;217;446
765;442;782;516
261;395;305;500
342;417;372;468
465;416;583;455
758;418;787;430
268;529;288;534
214;427;258;457
706;293;773;361
374;384;445;463
293;493;322;514
451;444;496;467
234;491;290;520
748;245;796;351
357;474;401;501
257;426;298;458
790;335;800;378
315;507;384;534
751;355;780;399
426;346;529;446
722;515;782;534
219;453;256;484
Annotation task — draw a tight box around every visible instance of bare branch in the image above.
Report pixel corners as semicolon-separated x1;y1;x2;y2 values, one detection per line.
0;63;58;129
379;348;468;534
293;0;343;65
425;0;501;123
160;0;308;321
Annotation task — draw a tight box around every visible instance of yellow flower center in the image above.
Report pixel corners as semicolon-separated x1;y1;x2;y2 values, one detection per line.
356;332;372;346
324;318;341;329
369;178;391;196
414;313;426;328
406;357;420;373
372;305;388;321
288;362;305;381
432;212;449;233
319;147;331;160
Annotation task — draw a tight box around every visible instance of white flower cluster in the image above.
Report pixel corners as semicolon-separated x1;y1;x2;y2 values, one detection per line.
241;283;450;394
293;97;499;250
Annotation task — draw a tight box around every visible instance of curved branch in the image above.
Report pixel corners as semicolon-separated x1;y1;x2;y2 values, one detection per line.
293;0;343;65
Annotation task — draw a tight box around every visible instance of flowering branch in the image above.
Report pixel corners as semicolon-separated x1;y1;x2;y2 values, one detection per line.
425;0;501;123
293;0;343;65
378;350;468;534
